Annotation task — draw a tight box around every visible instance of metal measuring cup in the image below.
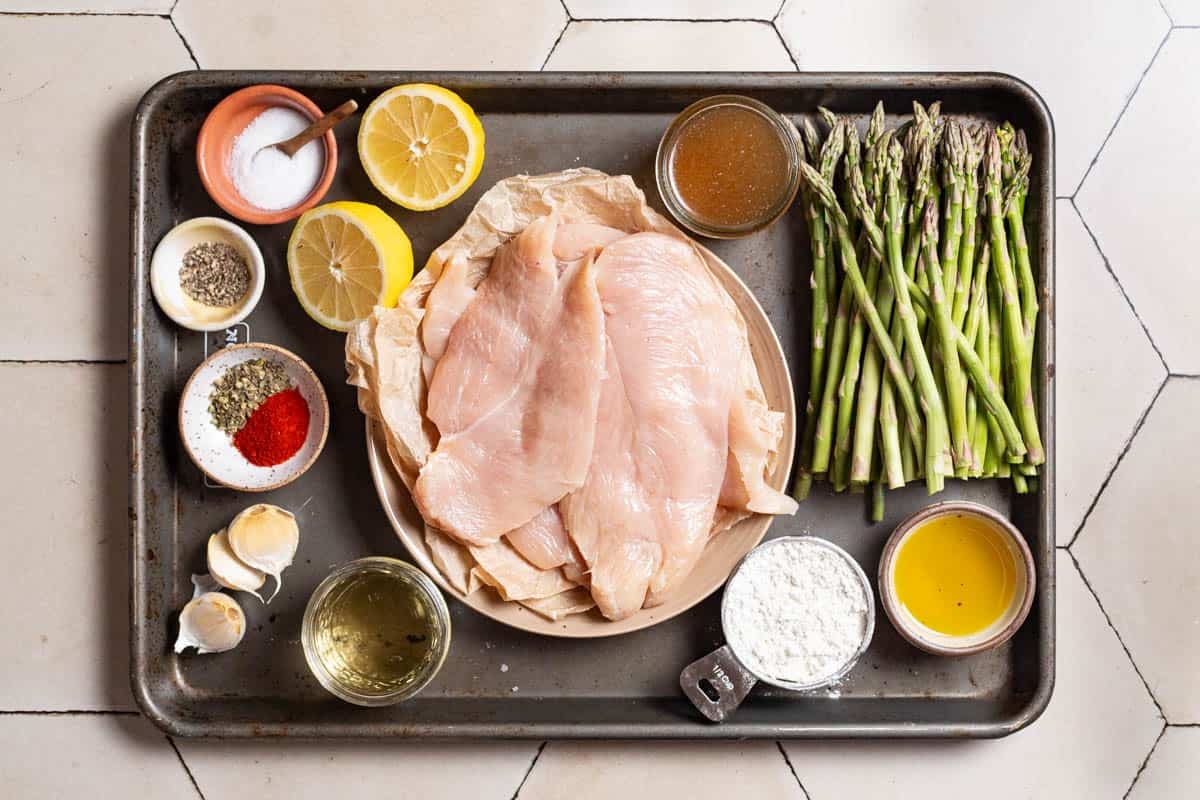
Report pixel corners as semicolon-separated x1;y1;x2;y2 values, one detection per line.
679;536;876;722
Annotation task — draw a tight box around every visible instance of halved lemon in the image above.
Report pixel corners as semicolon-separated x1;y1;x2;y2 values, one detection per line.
287;201;413;332
357;83;486;211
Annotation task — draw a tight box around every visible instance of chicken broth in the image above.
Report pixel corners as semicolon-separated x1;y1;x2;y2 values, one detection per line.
667;104;793;229
309;569;441;696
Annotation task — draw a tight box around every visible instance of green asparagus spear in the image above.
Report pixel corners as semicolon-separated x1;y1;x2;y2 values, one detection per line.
988;260;1013;476
800;160;928;467
920;201;972;471
985;130;1044;465
831;125;871;491
951;125;986;330
1005;134;1037;345
939;120;967;303
812;277;854;477
870;141;953;489
901;272;1027;461
791;120;846;500
869;478;886;523
982;315;1001;478
969;283;991;477
850;112;898;486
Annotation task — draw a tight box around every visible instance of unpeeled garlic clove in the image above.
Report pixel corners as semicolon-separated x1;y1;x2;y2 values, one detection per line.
227;503;299;603
207;527;266;601
175;584;246;655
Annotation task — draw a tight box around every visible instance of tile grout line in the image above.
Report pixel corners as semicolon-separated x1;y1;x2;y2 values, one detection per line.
168;13;200;70
539;18;570;71
1068;199;1170;374
1123;721;1167;799
570;17;782;24
1066;549;1168;720
772;20;800;71
168;736;207;800
1071;25;1171;198
508;741;547;800
776;741;812;800
1157;0;1174;26
1066;374;1167;549
0;10;161;15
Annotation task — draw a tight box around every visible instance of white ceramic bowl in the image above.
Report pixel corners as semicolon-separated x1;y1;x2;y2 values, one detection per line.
179;343;329;491
150;216;265;331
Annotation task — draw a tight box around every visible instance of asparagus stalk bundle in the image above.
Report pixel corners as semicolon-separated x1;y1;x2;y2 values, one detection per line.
789;102;1044;520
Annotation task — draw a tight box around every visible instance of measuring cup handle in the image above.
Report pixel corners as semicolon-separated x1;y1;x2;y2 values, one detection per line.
679;645;758;722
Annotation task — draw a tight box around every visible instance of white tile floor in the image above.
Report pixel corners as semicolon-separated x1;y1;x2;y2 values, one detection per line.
0;0;1194;796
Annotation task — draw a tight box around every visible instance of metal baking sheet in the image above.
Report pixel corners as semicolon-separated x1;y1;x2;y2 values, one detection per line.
130;71;1054;738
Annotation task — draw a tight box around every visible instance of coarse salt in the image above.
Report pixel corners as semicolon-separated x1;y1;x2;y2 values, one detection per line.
723;538;870;686
229;106;324;211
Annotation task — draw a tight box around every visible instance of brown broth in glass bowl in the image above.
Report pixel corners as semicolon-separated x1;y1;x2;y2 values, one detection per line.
657;96;800;239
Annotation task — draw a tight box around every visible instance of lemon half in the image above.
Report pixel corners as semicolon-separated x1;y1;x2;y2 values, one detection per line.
358;83;485;211
287;201;413;332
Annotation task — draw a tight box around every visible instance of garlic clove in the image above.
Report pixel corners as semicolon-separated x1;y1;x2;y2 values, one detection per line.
207;527;266;601
175;590;246;654
227;503;299;603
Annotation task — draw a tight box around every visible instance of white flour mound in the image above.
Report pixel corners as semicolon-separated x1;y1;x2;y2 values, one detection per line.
724;539;869;685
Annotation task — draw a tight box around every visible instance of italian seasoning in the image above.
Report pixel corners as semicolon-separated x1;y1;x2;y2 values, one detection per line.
209;359;291;434
180;241;251;307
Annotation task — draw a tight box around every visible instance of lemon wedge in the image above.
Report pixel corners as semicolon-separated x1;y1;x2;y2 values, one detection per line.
358;83;485;211
287;201;413;331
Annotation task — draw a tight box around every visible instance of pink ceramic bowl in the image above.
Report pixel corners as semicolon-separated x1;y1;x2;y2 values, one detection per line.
196;84;337;226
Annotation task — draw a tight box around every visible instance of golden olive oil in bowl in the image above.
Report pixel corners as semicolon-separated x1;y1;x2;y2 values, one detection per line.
879;502;1035;656
302;557;450;706
892;514;1017;637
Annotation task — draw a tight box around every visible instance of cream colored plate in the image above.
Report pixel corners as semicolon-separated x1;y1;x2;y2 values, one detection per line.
364;245;795;637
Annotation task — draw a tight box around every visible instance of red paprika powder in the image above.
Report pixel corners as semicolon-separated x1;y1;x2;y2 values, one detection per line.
233;388;310;466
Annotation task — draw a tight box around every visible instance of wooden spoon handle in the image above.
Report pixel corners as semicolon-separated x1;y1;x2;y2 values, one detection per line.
276;99;358;158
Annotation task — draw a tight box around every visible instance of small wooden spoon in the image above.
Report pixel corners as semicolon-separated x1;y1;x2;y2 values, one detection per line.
271;99;358;157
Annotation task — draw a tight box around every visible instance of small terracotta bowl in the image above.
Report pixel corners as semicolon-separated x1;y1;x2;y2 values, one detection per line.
179;342;329;492
878;501;1036;657
196;84;337;226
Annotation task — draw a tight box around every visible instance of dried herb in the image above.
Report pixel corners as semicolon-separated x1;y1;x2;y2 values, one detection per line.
180;241;251;307
208;359;291;434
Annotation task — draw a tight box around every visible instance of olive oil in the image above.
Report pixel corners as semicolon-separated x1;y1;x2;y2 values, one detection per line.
893;515;1017;636
307;564;446;700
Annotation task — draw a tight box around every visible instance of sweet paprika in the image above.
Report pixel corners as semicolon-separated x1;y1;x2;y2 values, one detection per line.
233;388;309;466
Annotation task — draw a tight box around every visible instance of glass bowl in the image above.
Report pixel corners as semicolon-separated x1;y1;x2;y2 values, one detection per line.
302;557;451;706
655;94;802;239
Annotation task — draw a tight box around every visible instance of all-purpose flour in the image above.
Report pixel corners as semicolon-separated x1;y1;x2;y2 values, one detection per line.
724;538;870;685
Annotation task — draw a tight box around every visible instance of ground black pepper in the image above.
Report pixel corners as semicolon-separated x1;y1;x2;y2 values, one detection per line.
180;241;251;307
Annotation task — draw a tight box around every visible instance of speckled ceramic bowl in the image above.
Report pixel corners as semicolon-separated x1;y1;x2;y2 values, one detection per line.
179;342;329;491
